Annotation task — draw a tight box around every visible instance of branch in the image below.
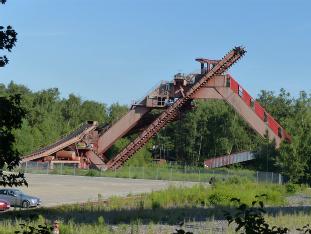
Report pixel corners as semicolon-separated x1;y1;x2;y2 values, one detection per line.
0;25;18;51
0;171;28;187
0;55;8;67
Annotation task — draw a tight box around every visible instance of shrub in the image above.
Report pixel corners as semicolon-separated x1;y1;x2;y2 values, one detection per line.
85;169;98;177
285;183;298;194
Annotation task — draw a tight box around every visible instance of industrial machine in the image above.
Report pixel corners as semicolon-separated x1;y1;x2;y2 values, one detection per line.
21;47;290;170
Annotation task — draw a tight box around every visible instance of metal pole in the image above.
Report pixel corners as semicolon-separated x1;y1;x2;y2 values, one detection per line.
156;167;159;180
142;166;144;179
170;168;172;181
73;164;76;176
60;163;63;175
46;162;49;174
129;166;131;178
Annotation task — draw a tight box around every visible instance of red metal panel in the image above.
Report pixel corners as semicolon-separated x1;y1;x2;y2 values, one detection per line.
268;115;279;136
242;90;251;106
254;102;265;121
230;77;239;94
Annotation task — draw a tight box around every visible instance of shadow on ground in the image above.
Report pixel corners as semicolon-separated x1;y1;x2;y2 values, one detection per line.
1;205;311;225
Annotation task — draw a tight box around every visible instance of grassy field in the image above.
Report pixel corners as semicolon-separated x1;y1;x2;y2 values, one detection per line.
1;180;309;233
1;213;311;234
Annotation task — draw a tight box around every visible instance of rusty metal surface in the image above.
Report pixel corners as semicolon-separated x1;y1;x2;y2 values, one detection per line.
97;106;150;154
23;46;291;170
21;121;98;163
204;151;255;168
105;47;246;170
85;151;106;170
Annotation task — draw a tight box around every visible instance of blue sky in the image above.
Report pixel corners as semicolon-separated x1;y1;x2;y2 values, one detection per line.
1;0;310;105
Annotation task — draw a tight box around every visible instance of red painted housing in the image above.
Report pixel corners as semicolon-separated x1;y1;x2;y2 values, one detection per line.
227;75;290;142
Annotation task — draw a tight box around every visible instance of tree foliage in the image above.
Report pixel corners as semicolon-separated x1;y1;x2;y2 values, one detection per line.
251;90;311;183
155;100;260;165
1;1;17;67
224;195;311;233
0;0;28;187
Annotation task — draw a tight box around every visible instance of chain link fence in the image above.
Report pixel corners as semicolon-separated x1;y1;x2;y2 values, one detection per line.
19;161;283;184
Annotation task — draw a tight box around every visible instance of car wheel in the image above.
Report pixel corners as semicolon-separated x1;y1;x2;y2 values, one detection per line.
22;200;30;208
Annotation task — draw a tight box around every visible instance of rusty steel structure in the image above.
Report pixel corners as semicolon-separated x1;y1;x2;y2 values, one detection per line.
204;151;255;169
21;47;290;170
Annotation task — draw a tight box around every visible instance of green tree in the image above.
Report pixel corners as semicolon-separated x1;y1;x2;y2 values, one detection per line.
276;92;311;183
0;1;17;67
80;100;108;124
0;1;27;186
108;103;128;123
0;94;27;186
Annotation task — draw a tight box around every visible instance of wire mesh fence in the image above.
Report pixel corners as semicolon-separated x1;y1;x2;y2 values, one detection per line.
18;161;283;184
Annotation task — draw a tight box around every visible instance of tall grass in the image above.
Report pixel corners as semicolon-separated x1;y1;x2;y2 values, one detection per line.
1;213;310;234
0;180;308;233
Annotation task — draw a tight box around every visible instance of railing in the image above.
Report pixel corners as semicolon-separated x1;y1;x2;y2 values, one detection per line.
133;80;170;107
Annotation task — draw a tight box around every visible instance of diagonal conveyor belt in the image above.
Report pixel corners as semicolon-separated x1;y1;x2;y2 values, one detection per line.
21;122;98;162
105;47;246;170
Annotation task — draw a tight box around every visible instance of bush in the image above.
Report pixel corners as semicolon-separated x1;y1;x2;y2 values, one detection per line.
285;183;298;194
85;169;98;177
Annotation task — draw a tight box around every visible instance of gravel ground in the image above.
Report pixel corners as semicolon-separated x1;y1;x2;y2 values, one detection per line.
286;193;311;206
18;173;198;207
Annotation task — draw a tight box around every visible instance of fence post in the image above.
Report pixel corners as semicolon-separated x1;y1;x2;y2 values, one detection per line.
25;161;27;173
60;163;63;175
256;171;259;183
73;164;76;176
278;174;282;184
271;172;274;183
170;168;172;181
46;162;49;174
129;166;131;178
142;166;144;179
198;168;201;182
156;167;159;180
266;171;268;183
114;168;117;177
37;161;39;171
